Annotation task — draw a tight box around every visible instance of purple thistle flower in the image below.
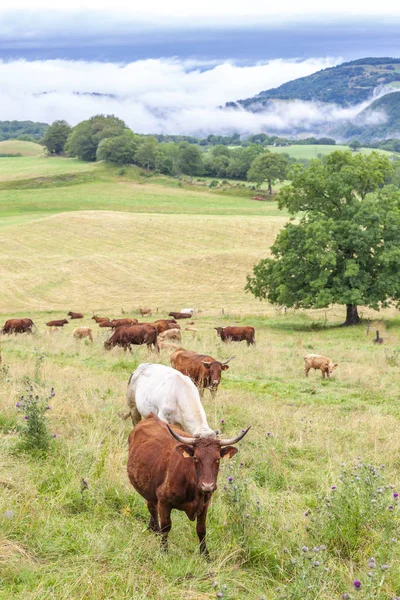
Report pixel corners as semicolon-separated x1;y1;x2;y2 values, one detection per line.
331;486;336;490
353;580;362;589
46;406;51;410
24;415;29;420
388;505;394;511
394;493;399;499
220;419;225;424
52;433;57;438
228;476;233;483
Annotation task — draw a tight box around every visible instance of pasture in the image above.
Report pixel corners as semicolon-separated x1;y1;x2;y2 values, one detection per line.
0;140;44;157
1;155;400;600
268;144;395;160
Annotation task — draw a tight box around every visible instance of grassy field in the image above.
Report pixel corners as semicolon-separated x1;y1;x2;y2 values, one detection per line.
0;156;97;182
0;140;44;157
1;155;400;600
268;144;395;160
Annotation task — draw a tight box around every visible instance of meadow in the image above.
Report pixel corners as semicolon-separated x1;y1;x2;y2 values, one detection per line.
267;144;394;160
1;151;400;600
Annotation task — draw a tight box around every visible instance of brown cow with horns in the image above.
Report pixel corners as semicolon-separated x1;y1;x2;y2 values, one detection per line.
170;348;234;397
127;413;249;557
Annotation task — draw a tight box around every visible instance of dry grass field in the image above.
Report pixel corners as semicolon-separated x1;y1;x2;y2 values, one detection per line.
0;140;44;157
1;156;400;600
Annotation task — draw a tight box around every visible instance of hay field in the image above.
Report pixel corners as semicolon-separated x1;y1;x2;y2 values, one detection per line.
1;156;400;600
0;140;44;156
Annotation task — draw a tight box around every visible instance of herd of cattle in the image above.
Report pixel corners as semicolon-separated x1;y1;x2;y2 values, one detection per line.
1;309;338;556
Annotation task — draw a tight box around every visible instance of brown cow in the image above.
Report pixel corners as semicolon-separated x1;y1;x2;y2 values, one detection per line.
152;319;179;334
104;324;159;353
304;354;338;378
92;315;110;323
169;312;192;320
46;319;69;328
110;318;138;328
171;348;234;397
72;327;93;342
127;414;249;556
215;326;255;346
1;318;35;335
67;311;84;319
139;307;152;316
98;320;114;328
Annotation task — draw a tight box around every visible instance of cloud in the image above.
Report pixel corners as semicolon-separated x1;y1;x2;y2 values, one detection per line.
0;56;385;136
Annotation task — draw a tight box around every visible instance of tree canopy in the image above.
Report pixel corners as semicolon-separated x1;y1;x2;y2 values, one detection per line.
247;151;289;194
246;151;400;325
42;120;71;155
96;131;140;164
65;115;127;161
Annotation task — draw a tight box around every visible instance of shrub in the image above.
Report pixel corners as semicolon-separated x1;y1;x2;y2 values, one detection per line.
15;382;55;455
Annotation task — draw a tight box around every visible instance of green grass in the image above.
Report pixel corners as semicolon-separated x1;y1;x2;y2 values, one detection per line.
0;156;98;182
0;139;44;157
1;154;400;599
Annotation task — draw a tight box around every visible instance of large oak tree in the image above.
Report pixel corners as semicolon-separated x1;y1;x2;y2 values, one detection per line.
246;151;400;325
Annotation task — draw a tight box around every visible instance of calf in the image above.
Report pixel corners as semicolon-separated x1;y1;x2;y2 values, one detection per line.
46;319;69;328
98;320;114;328
92;315;110;323
215;326;255;346
72;327;93;342
304;354;338;378
171;348;233;397
158;328;181;342
127;414;249;557
68;311;84;319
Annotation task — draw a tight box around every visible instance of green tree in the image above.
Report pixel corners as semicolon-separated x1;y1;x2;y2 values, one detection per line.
65;115;126;161
96;131;140;164
247;151;289;194
42;120;71;155
246;151;399;326
177;143;203;176
349;139;362;152
135;137;160;170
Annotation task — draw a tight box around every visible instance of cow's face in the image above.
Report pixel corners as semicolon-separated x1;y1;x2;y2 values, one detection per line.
176;439;238;493
62;320;69;325
215;327;224;338
202;360;229;389
329;363;338;374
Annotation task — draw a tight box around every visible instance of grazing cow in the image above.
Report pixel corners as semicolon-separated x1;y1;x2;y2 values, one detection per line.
104;324;159;353
158;328;181;342
46;319;69;328
67;311;84;319
127;413;249;556
1;318;35;335
159;342;180;351
139;307;152;316
92;315;109;323
169;312;192;320
110;318;138;328
215;326;255;346
98;320;114;328
72;327;93;342
181;308;194;315
152;319;179;334
170;348;234;397
304;354;338;378
124;363;215;436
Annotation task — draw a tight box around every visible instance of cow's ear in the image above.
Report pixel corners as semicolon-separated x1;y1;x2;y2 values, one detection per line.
333;364;338;369
201;361;212;368
220;446;238;460
175;444;195;458
221;365;229;371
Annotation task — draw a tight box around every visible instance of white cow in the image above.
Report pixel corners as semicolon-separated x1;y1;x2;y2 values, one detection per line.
181;308;194;315
124;363;215;437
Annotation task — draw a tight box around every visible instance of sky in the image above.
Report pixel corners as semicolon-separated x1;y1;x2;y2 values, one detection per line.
0;1;399;135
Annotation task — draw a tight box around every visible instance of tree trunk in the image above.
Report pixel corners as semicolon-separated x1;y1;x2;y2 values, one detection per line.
268;180;272;195
344;304;360;326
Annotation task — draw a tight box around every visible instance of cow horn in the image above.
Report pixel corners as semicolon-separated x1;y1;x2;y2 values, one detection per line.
222;356;235;365
166;424;196;445
219;427;251;446
201;360;212;366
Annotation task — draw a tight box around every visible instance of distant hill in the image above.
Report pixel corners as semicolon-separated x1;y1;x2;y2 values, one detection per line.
337;92;400;141
233;58;400;109
0;140;44;157
0;120;48;142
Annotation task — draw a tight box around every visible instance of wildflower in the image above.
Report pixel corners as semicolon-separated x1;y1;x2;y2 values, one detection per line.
312;547;320;553
24;415;29;420
220;419;225;424
388;505;394;511
381;564;389;570
304;509;311;516
3;510;14;519
377;487;383;494
45;406;51;410
319;545;327;551
392;538;397;543
228;477;233;483
368;558;376;569
301;546;309;553
15;403;20;407
331;486;336;490
367;572;373;577
353;579;362;589
394;493;399;499
341;594;350;600
216;593;223;599
52;433;57;438
266;432;273;437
